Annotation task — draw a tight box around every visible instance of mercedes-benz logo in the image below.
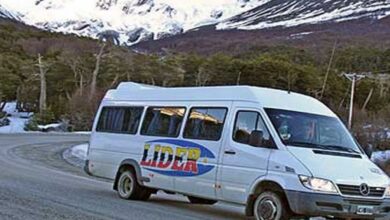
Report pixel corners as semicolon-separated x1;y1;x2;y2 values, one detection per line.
360;183;370;196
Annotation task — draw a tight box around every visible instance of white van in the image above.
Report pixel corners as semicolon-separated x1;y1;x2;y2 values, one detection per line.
86;82;390;220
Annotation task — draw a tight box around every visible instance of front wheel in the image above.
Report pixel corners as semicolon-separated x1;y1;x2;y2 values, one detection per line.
254;191;291;220
117;171;151;201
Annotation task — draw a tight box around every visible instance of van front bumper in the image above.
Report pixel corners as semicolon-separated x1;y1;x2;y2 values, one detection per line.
286;190;390;219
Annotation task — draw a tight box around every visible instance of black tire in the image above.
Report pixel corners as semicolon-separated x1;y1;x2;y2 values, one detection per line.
187;196;217;205
117;171;151;201
254;191;291;220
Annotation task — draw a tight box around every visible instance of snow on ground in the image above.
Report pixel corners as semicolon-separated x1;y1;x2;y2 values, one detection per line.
0;102;29;133
3;102;17;115
0;117;28;133
62;143;89;168
38;123;61;130
1;101;75;133
73;131;92;135
70;143;89;161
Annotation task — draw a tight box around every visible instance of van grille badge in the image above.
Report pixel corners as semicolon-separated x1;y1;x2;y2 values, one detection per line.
360;183;370;196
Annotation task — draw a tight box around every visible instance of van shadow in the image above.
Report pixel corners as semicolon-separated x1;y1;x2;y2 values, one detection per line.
147;193;251;220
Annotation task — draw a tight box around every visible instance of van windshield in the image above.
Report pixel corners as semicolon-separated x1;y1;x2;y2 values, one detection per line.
265;108;361;154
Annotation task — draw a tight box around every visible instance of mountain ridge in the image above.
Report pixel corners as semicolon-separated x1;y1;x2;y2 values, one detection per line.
0;4;20;20
0;0;390;46
0;0;266;45
218;0;390;30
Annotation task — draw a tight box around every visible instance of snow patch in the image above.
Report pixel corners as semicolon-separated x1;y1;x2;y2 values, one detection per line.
2;102;17;115
288;31;313;39
70;143;89;161
62;143;89;168
0;117;28;133
0;102;30;133
38;123;62;130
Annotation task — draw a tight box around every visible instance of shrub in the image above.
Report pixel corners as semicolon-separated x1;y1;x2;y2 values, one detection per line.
0;111;6;119
24;117;39;131
34;109;55;125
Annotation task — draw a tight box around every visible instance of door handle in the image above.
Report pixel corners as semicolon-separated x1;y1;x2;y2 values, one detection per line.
224;150;236;155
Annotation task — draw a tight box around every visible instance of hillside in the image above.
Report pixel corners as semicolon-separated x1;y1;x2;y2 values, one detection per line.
133;16;390;55
0;13;389;148
218;0;390;30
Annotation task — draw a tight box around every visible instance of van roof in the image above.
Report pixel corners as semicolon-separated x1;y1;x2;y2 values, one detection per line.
103;82;336;117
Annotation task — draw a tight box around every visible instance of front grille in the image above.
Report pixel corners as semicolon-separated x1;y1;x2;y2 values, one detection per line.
338;184;385;198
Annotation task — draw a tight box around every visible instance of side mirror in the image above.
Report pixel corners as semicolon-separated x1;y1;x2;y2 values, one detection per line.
364;145;373;158
249;130;264;147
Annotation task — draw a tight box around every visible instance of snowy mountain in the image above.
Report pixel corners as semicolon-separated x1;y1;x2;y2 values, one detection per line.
0;0;269;45
0;4;20;20
218;0;390;30
0;0;390;46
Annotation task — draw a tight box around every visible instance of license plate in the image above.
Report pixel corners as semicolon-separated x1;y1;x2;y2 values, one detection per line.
356;205;374;215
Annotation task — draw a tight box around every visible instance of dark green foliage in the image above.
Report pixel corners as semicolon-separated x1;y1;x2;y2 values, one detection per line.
0;111;6;119
24;117;39;131
34;109;55;125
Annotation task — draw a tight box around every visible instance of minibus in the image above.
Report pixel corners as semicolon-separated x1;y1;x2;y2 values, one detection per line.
86;82;390;219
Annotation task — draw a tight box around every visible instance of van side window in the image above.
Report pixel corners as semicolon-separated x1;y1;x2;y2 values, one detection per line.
233;111;274;148
97;107;143;134
141;107;186;137
184;107;227;141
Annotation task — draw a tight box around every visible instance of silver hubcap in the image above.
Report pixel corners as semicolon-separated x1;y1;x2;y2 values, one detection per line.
119;174;133;196
258;199;278;220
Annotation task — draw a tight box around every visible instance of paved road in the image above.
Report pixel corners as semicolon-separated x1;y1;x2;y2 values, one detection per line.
0;134;247;220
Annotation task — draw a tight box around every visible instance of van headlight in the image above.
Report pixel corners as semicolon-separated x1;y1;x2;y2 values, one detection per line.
385;185;390;197
299;175;338;194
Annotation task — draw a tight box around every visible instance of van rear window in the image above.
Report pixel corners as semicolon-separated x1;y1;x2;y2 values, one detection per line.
96;106;143;134
184;107;227;141
141;107;186;137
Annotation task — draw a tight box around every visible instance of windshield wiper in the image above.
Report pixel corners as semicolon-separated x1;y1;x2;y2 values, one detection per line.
286;142;360;154
286;141;321;149
320;145;360;154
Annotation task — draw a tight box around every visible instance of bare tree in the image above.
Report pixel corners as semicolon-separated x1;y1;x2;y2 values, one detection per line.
320;41;337;100
195;67;210;87
362;88;374;111
236;71;242;85
59;51;88;96
90;43;107;100
36;54;50;114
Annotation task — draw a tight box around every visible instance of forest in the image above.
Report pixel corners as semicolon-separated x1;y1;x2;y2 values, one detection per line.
0;19;389;149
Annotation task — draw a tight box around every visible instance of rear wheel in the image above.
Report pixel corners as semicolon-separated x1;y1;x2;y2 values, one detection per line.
187;196;217;205
117;170;151;201
254;191;291;220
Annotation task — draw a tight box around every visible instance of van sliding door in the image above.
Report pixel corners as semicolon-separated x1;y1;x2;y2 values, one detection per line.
218;104;274;204
174;103;230;200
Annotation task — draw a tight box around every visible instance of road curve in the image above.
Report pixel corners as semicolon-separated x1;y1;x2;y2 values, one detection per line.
0;134;247;220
